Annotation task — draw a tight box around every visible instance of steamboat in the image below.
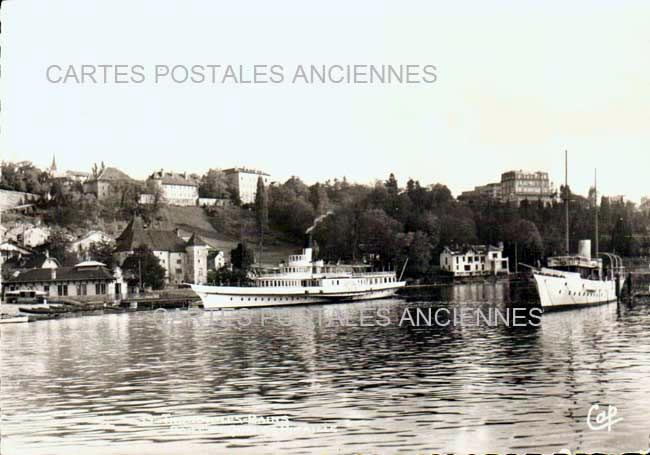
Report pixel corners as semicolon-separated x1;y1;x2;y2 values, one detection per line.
531;152;625;310
191;239;405;310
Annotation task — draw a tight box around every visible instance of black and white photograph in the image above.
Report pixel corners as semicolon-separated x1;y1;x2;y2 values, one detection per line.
1;1;649;454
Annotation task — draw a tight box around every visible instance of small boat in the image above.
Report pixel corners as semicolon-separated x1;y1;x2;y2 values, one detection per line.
0;315;29;324
19;307;69;315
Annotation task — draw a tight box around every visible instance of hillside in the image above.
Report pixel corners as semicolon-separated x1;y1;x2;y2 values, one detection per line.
154;205;301;265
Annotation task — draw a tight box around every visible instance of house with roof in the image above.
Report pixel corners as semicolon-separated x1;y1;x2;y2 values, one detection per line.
69;230;114;257
3;260;125;301
440;244;509;277
114;217;209;285
83;166;133;200
147;169;199;206
0;240;34;263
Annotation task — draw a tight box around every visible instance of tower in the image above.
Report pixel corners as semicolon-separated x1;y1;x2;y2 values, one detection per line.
185;233;209;284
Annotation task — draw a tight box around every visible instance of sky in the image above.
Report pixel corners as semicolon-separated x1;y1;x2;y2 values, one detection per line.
1;0;649;202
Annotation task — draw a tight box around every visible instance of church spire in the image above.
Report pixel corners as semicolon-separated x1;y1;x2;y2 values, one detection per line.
50;155;57;173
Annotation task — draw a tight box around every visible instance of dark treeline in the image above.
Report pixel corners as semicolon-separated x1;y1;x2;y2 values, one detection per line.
263;174;650;277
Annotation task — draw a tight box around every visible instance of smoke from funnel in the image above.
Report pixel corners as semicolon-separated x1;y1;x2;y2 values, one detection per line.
306;211;334;234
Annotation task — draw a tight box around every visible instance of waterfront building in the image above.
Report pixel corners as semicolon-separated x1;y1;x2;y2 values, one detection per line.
114;217;209;285
223;167;270;205
440;244;510;277
83;166;133;200
185;234;209;285
500;170;555;206
2;261;125;301
147;170;199;206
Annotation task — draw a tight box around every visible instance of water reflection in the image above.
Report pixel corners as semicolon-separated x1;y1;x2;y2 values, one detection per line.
1;283;649;454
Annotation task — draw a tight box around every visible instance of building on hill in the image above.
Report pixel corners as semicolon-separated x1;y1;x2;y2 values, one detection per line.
147;170;199;206
223;168;270;205
83;166;133;200
114;217;209;285
500;170;555;206
3;260;125;301
0;240;33;264
440;244;509;277
459;182;503;205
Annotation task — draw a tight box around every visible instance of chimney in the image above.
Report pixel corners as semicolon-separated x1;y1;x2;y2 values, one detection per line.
45;249;50;258
51;269;56;280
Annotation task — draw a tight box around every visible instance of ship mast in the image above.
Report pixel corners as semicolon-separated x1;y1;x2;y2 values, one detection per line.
565;150;569;254
594;168;599;257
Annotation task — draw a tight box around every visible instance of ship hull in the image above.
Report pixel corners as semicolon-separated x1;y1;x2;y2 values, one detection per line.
532;268;624;310
190;283;405;310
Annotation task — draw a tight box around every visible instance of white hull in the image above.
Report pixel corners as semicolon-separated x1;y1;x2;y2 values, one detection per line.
191;283;405;310
533;268;624;310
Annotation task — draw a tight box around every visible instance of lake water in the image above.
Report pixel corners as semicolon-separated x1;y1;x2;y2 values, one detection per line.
2;283;649;455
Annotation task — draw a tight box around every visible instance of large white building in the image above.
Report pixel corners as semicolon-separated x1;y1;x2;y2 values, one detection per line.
223;168;270;205
440;244;510;277
147;170;199;206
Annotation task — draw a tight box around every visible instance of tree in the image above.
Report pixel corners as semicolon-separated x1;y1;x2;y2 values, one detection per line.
199;169;229;198
121;245;166;290
231;242;255;272
254;176;268;263
505;219;544;266
309;183;329;214
87;240;116;268
46;230;79;266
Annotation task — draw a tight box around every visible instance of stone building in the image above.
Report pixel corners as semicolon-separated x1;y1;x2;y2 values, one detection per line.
147;170;199;206
83;166;133;200
114;217;209;285
223;168;270;205
500;170;555;206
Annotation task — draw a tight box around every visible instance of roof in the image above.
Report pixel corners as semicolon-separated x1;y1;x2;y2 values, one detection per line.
93;167;133;182
186;233;208;247
6;265;114;284
75;260;106;267
115;217;187;253
23;254;61;269
0;240;34;256
222;167;270;176
149;171;198;187
443;244;503;255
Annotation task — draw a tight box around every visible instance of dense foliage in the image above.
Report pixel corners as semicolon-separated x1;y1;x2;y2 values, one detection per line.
121;245;166;290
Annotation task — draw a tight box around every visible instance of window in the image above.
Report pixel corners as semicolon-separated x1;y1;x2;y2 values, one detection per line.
77;283;87;296
57;284;68;296
44;285;49;293
177;259;182;265
95;283;106;295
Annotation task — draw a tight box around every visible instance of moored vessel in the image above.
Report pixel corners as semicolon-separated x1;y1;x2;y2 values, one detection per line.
531;152;625;310
191;239;405;310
